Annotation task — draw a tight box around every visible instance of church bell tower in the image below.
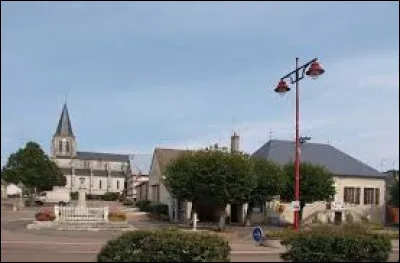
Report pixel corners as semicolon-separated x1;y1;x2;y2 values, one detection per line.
51;103;77;158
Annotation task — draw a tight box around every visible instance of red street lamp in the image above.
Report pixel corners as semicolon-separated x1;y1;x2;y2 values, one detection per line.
273;57;325;231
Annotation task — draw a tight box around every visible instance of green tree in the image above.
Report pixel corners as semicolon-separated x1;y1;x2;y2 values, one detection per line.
281;162;336;220
1;141;66;192
164;149;256;230
389;179;399;207
244;157;286;226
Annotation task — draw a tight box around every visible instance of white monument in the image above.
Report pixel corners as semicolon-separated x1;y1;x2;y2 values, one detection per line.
78;177;86;207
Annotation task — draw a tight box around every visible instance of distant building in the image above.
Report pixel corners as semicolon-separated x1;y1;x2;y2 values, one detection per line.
253;139;387;224
50;103;131;196
127;154;152;200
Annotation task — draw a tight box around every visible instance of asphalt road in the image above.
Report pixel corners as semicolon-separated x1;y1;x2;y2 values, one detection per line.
1;209;399;262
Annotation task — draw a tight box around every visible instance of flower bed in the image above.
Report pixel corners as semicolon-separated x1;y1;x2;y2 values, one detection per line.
108;212;127;222
35;208;56;221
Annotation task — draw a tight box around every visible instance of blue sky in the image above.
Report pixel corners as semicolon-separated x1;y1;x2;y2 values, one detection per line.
1;1;399;171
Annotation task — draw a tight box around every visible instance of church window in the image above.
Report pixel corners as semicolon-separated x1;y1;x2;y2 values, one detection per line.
65;141;70;152
99;180;102;189
58;141;63;152
117;181;120;190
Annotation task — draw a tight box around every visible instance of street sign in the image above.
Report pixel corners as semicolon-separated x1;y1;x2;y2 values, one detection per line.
291;201;300;212
252;226;264;244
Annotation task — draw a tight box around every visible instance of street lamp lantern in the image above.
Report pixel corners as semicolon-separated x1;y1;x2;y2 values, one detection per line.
305;61;325;79
274;79;291;94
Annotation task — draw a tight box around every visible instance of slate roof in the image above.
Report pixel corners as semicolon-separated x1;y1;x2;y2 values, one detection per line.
252;140;384;178
76;151;130;162
153;148;192;175
54;103;74;137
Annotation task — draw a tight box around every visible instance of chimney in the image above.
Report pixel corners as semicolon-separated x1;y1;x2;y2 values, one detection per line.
231;132;240;153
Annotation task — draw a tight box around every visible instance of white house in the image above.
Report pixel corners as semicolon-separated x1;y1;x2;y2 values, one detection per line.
252;139;387;224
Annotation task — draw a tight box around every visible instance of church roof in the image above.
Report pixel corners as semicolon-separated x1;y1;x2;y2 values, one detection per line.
77;151;130;162
252;139;384;178
54;103;74;137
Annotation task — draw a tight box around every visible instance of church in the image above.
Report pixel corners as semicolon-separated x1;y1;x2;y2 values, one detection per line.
50;103;131;197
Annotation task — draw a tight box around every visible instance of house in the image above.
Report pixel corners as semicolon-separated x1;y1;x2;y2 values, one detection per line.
126;154;152;200
252;139;387;224
147;133;250;224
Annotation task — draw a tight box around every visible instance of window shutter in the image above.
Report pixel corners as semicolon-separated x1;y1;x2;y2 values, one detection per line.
356;188;360;204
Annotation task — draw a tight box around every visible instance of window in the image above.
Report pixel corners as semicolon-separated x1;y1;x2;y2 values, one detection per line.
343;187;360;204
152;185;159;201
364;188;380;205
65;141;70;152
58;141;63;152
117;180;120;190
99;180;102;189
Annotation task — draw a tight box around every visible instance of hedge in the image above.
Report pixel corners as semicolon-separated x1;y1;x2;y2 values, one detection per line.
149;201;169;215
102;192;119;201
137;200;151;212
280;225;392;262
97;228;231;262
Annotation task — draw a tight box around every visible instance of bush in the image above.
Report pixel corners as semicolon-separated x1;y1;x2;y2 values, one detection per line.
97;228;231;262
137;200;151;212
280;226;392;262
108;212;127;222
102;192;119;201
149;201;169;216
35;208;56;221
123;199;134;206
70;192;78;200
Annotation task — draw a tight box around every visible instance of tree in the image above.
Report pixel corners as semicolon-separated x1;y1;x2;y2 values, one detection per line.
244;157;286;226
389;179;399;208
281;162;336;220
1;141;66;192
164;149;256;230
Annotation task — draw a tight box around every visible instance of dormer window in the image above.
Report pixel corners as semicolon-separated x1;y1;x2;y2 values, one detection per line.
58;141;63;152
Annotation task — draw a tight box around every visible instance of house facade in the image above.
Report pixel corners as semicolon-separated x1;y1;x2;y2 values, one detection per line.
252;139;387;224
50;103;131;196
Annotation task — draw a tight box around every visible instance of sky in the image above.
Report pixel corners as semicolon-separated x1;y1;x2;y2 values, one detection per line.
1;1;399;171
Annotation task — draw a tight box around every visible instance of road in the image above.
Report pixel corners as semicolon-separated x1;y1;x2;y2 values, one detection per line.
1;209;399;262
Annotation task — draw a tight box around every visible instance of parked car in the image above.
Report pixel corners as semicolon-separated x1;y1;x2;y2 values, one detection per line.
34;188;70;206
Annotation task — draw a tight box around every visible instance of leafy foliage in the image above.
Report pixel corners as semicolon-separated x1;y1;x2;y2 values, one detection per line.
1;142;66;192
164;150;256;209
35;208;56;221
97;228;231;262
137;200;151;212
102;192;119;201
149;201;169;215
389;179;399;207
281;162;336;215
280;225;392;262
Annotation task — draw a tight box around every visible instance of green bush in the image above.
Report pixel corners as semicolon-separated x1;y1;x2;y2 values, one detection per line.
97;228;231;262
280;226;392;262
70;192;78;200
123;199;134;206
102;192;119;201
137;200;151;212
149;201;169;215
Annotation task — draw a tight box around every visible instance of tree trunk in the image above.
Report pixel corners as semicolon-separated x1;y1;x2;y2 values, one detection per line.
217;206;227;231
244;203;254;227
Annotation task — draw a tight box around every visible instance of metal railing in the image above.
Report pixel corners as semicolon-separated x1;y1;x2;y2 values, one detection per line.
54;205;109;222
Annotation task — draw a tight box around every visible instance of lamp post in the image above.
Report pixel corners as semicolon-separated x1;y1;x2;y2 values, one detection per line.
273;57;325;231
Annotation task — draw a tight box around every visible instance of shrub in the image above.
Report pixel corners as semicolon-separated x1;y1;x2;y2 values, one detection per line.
108;212;127;222
123;199;134;206
280;226;392;262
97;228;231;262
102;192;119;201
35;208;56;221
70;192;78;200
149;201;169;216
137;200;151;212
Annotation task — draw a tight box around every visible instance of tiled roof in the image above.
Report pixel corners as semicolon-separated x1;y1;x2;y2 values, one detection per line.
76;151;130;162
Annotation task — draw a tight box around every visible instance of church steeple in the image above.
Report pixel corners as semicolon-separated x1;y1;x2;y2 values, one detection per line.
52;103;77;158
55;103;74;137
